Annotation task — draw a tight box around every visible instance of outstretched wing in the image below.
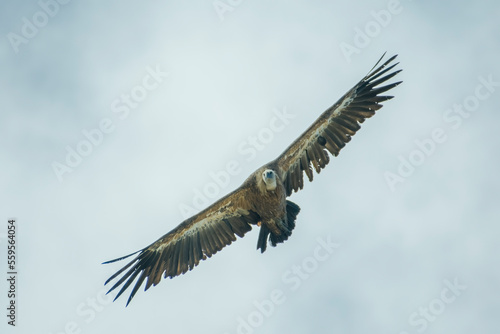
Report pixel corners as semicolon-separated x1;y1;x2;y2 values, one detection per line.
275;53;402;196
103;187;260;306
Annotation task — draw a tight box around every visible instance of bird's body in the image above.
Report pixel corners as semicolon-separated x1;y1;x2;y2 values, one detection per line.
248;165;297;252
104;54;402;305
252;168;286;230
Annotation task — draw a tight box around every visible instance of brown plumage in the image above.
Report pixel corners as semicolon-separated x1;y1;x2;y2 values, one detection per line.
103;53;402;305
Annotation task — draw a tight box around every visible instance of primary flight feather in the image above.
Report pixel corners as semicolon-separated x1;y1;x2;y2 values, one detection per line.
103;53;402;306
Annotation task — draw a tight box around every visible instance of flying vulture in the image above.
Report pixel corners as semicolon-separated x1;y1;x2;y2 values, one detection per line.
104;53;402;305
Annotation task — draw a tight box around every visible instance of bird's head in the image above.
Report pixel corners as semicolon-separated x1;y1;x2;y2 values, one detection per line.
262;169;277;191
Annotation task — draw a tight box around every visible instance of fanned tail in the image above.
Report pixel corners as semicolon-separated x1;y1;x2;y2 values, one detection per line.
256;200;301;253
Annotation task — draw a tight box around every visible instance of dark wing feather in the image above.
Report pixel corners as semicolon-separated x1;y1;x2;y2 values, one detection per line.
275;53;402;196
103;187;260;306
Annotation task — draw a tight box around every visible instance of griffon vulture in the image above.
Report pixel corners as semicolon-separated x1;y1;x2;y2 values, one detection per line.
104;53;402;305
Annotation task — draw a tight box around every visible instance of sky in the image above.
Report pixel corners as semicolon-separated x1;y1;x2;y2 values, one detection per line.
1;1;499;333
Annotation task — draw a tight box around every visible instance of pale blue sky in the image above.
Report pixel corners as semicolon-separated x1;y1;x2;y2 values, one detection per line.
1;1;499;333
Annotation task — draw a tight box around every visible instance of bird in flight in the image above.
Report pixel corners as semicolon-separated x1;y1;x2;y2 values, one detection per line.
104;53;402;306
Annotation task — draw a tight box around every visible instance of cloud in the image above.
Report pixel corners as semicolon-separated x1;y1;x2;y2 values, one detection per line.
1;1;499;333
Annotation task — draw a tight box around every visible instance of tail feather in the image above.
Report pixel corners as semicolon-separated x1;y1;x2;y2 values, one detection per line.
286;200;300;227
257;225;270;253
256;200;301;253
269;228;290;247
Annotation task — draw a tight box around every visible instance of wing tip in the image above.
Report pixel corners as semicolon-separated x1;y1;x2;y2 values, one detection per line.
367;52;398;75
102;249;141;265
386;53;398;62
